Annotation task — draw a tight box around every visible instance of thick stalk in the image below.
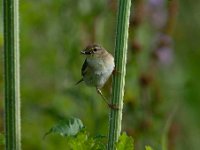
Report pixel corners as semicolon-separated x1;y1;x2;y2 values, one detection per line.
3;0;21;149
107;0;131;149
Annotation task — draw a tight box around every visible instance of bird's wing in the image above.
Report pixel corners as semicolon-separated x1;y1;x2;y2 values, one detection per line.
81;59;88;76
76;59;89;85
75;78;83;85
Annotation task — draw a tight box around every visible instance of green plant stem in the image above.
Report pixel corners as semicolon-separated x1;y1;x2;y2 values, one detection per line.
107;0;131;149
161;106;178;150
3;0;21;149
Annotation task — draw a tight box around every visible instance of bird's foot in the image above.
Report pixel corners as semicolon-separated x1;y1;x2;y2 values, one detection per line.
108;103;119;110
96;88;119;110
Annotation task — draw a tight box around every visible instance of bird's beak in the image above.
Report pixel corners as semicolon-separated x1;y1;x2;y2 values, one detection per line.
81;51;85;54
81;50;92;55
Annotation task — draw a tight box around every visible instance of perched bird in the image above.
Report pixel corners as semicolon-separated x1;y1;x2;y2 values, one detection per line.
76;44;115;108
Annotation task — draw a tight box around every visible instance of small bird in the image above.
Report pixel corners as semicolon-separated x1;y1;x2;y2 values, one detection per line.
76;44;115;108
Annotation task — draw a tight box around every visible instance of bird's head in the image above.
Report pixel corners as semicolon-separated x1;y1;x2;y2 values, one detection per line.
81;44;106;58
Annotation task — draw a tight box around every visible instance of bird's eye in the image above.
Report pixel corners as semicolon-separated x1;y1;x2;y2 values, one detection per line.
93;48;97;52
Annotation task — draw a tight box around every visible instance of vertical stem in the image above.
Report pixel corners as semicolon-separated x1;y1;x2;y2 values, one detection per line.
3;0;21;149
108;0;131;149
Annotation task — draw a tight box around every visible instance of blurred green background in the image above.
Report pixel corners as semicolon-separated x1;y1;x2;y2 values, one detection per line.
0;0;200;149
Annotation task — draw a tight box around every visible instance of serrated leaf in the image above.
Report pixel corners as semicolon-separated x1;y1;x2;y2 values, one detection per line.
116;132;134;150
93;134;107;150
66;131;106;150
145;145;153;150
44;117;84;138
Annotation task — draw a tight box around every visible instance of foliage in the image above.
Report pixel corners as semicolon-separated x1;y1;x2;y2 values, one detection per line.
44;117;84;138
45;117;106;150
145;146;153;150
65;132;106;150
45;119;136;150
116;133;134;150
45;122;149;150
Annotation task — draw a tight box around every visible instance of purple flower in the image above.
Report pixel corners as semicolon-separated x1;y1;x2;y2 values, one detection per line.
154;34;174;65
148;0;164;7
156;46;173;65
147;0;167;29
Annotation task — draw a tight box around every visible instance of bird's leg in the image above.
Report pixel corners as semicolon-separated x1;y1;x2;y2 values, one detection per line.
96;88;109;105
96;88;119;110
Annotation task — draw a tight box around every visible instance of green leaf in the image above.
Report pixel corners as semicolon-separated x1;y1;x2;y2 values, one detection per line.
145;145;153;150
44;117;84;138
92;135;107;150
66;131;106;150
44;118;107;149
66;131;92;150
116;132;134;150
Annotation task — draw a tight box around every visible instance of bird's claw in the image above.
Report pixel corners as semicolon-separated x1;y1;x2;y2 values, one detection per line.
108;103;119;110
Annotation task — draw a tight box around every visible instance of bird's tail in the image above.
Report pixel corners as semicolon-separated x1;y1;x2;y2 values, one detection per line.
75;78;83;85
